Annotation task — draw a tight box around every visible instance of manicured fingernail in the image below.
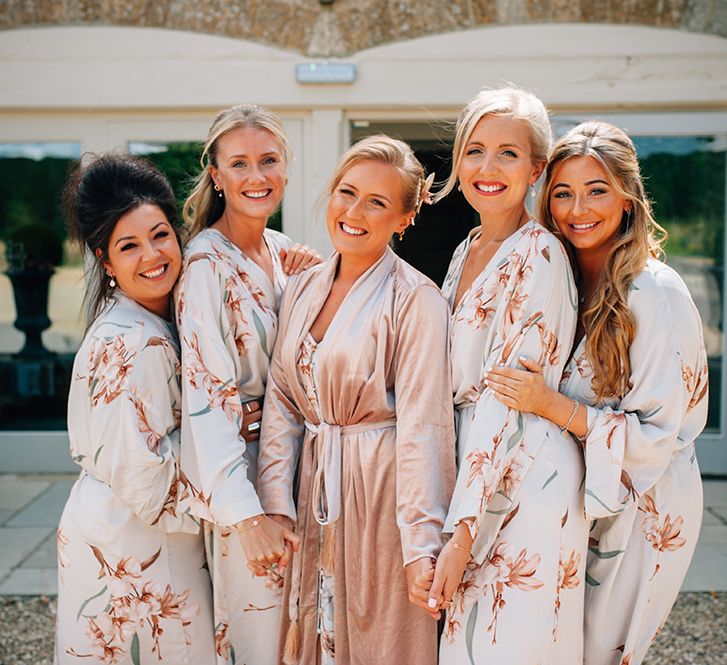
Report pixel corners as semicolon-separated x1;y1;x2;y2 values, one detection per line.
428;598;437;608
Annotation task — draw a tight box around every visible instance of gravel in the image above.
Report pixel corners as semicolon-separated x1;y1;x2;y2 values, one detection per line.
1;592;725;664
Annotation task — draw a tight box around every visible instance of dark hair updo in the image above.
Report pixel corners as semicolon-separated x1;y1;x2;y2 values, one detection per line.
63;153;179;325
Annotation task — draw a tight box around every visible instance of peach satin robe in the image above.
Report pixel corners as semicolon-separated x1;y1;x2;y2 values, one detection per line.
258;248;456;665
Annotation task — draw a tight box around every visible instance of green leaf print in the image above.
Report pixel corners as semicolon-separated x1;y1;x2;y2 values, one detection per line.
227;458;247;477
76;585;107;621
131;632;141;665
588;546;624;560
506;412;524;451
230;645;237;664
71;454;86;463
93;445;104;465
585;489;623;515
542;469;558;490
190;404;213;417
251;309;269;357
465;602;478;665
566;273;578;311
585;572;601;587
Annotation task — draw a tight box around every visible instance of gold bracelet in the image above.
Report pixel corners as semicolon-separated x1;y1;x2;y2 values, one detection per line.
560;399;580;433
237;515;264;533
451;541;471;553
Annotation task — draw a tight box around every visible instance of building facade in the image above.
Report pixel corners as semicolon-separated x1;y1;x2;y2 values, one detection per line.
1;0;726;472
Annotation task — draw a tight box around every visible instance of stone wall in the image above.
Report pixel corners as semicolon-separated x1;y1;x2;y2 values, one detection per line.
1;0;725;56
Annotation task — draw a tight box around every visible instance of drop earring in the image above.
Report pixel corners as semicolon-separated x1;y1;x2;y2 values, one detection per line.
214;183;223;198
106;271;116;288
529;184;536;198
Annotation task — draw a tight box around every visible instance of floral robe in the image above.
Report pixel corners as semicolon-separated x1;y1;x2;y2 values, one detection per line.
440;221;588;665
56;294;214;665
176;227;293;665
562;259;707;665
257;248;456;665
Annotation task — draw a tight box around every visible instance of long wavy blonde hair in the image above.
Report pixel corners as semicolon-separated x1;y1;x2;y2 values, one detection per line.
538;121;666;401
183;105;291;238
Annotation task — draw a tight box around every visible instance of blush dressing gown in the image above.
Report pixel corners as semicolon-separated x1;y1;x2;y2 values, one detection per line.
563;259;707;665
257;248;456;665
440;221;589;665
56;294;214;665
175;227;293;665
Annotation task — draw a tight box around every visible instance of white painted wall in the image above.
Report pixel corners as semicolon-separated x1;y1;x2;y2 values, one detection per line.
1;22;726;472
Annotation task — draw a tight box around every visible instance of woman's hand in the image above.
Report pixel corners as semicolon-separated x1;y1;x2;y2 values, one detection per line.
237;514;299;575
240;399;262;442
428;523;473;611
405;557;440;620
486;356;553;416
279;244;323;275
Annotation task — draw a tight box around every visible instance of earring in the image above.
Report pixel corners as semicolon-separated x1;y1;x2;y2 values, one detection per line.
106;271;116;288
214;183;223;198
398;230;405;241
529;184;536;198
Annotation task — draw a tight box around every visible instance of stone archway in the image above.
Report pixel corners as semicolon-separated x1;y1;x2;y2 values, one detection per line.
1;0;725;56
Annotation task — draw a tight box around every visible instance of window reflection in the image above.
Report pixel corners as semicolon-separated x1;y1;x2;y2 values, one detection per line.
0;142;81;429
634;136;725;432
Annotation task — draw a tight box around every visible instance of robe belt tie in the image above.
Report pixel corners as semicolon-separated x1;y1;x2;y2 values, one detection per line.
304;419;396;526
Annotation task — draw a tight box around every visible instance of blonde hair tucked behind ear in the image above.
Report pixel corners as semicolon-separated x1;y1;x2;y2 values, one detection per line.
435;86;551;202
324;134;427;213
538;120;667;401
183;105;291;239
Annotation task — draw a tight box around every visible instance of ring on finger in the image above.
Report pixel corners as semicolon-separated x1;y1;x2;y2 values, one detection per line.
248;421;261;433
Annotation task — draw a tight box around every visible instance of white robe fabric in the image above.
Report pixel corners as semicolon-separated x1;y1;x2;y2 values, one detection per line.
440;221;588;665
56;293;214;665
176;227;294;665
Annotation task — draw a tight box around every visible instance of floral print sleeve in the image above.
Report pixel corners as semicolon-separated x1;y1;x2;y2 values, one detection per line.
445;228;577;564
176;251;264;526
72;328;195;533
582;268;708;519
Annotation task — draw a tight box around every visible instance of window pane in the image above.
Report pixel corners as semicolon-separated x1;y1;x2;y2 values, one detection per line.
0;142;82;430
634;135;725;432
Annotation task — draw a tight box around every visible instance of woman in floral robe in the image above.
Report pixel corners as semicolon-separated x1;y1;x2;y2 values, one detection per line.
429;87;589;665
176;105;319;665
57;155;214;664
256;136;456;665
487;121;707;664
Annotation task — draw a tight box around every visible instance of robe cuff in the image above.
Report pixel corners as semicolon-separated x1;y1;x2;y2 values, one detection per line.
258;489;297;523
210;495;264;528
400;524;443;566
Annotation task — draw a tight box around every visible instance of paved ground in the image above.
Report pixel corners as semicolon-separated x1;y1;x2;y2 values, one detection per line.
0;475;726;663
1;474;726;595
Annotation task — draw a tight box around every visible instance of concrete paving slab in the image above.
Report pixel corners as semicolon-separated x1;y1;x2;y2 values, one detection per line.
0;478;50;516
703;480;727;508
0;510;14;526
6;481;73;528
21;532;57;569
681;544;727;592
711;506;727;524
696;525;727;546
701;510;723;526
0;567;57;595
0;527;52;581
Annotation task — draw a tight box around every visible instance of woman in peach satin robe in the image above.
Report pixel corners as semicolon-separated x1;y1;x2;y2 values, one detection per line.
257;135;456;665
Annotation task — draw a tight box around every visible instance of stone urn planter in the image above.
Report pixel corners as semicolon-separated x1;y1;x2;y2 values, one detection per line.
4;223;63;359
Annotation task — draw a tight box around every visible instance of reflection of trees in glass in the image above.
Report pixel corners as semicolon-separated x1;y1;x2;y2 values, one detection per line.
638;139;725;264
130;142;282;232
637;139;725;433
0;155;75;263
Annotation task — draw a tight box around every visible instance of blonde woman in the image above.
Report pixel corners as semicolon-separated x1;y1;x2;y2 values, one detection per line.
429;87;589;664
256;135;456;664
486;121;707;664
176;105;320;665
